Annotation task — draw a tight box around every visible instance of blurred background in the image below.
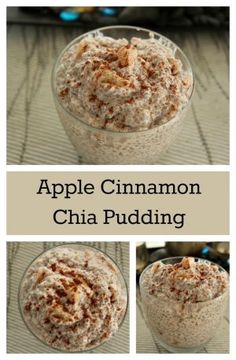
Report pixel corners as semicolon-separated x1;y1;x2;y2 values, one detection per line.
136;241;229;279
7;7;229;165
8;7;229;28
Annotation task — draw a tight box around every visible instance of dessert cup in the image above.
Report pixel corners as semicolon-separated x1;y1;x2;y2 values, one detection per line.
19;244;128;352
52;26;194;164
139;257;229;353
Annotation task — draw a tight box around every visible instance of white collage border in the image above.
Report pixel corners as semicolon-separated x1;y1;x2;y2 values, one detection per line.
1;1;234;359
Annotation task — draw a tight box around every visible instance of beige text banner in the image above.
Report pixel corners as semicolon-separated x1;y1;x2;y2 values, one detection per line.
7;172;229;235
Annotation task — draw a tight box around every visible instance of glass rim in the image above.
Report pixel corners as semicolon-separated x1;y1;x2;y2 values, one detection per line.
139;256;229;303
51;25;195;135
18;242;129;353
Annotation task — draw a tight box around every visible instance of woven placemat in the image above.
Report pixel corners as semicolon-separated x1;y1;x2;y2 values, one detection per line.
7;242;129;353
7;25;229;164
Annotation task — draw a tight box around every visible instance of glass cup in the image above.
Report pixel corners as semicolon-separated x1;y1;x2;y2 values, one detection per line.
52;26;194;164
19;244;128;352
139;257;229;353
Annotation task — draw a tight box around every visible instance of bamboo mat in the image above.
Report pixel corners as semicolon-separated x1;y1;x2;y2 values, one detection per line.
7;242;129;353
7;25;229;164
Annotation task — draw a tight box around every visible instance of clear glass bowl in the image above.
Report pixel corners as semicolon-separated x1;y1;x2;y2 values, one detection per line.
52;25;194;164
18;244;128;352
139;257;229;353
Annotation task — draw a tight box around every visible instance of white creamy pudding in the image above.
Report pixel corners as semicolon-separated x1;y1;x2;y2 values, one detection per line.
56;33;192;132
53;27;194;164
19;245;127;351
140;257;228;352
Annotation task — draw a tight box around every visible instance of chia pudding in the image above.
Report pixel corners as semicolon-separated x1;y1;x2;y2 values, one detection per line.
19;245;127;352
52;26;193;164
140;257;229;353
